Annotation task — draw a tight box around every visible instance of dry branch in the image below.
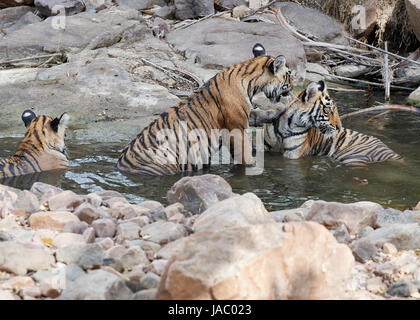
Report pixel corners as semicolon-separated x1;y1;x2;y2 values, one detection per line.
341;104;420;120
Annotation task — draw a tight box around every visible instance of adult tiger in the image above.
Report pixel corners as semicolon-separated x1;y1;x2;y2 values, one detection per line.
250;80;403;166
0;110;70;178
117;45;293;175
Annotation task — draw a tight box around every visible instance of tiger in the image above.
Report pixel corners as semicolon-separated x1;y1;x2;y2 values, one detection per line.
250;80;403;166
116;44;293;175
0;110;70;178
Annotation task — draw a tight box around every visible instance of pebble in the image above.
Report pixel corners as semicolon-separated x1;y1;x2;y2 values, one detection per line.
383;242;398;255
139;272;160;290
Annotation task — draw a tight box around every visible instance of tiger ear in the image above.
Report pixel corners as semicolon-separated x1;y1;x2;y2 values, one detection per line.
269;55;286;75
22;110;36;128
252;43;266;57
304;82;321;103
50;113;70;133
317;80;326;92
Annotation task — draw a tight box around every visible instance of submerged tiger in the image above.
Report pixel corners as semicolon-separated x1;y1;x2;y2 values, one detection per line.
0;110;70;178
250;80;403;166
117;44;293;175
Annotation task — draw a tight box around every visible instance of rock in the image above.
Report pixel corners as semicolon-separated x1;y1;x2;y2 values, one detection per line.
387;280;420;297
116;0;165;10
156;222;354;299
334;64;370;78
153;5;174;19
20;286;41;298
92;219;117;238
305;200;380;234
366;277;386;293
167;174;235;214
156;238;185;260
0;276;35;291
350;239;378;263
124;265;146;282
0;215;20;230
105;245;149;269
383;242;398;255
149;259;168;276
0;1;33;8
305;62;331;82
74;203;101;224
62;220;88;234
351;2;377;38
141;221;187;245
137;200;164;213
0;241;54;275
29;211;81;231
56;243;104;269
0;6;33;26
133;288;156;300
83;227;96;243
13;190;40;214
0;290;19;300
116;222;141;242
168;213;184;224
126;216;150;227
97;237;114;250
193;193;272;232
53;233;85;248
140;272;160;290
174;0;214;20
354;223;420;251
358;226;374;238
34;0;85;17
164;203;185;219
269;208;305;223
86;193;102;208
218;0;247;10
128;240;161;261
407;86;420;106
58;269;134;300
406;0;420;42
332;224;351;244
166;19;306;81
274;2;348;44
376;207;420;227
47;191;84;212
30;182;63;203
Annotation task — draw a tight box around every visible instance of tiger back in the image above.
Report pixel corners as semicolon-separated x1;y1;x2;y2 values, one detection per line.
0;110;70;179
117;44;293;176
253;80;402;166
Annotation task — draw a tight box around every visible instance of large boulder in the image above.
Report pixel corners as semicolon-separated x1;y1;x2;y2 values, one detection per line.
0;0;33;8
156;222;354;299
405;0;420;42
166;18;306;81
174;0;214;20
273;2;348;45
167;174;235;214
305;200;380;234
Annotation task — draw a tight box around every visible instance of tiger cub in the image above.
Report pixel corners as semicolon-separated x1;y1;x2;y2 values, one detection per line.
251;80;403;166
0;110;70;178
117;44;293;175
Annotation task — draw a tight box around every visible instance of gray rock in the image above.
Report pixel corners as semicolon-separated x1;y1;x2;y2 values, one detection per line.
332;224;351;244
357;226;374;239
58;269;134;300
116;0;166;10
105;245;149;268
92;218;117;238
133;288;156;300
30;182;63;202
139;272;160;289
86;193;103;208
273;2;348;45
15;190;40;214
0;1;34;9
387;280;420;297
354;223;420;251
83;227;96;243
34;0;85;17
74;203;101;225
166;18;306;81
334;64;370;78
305;62;331;82
62;220;89;234
0;6;34;27
174;0;214;20
2;11;41;35
32;264;85;283
408;86;420;105
0;241;54;275
141;221;187;245
116;222;141;242
406;0;420;42
56;243;104;269
269;209;305;223
216;0;247;9
47;190;85;212
376;208;420;227
167;174;235;214
350;239;378;263
153;5;174;19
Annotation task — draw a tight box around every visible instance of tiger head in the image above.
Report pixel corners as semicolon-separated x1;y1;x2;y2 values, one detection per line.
251;43;293;103
20;110;70;159
296;80;342;136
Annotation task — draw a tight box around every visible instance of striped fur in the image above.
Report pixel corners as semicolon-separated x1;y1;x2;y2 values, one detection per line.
0;110;70;178
255;81;403;166
117;50;293;175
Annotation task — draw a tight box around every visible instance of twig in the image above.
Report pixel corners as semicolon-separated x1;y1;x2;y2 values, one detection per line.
174;11;228;31
307;70;413;91
384;41;390;101
140;58;194;85
172;67;203;87
0;53;62;66
345;36;420;67
341;104;420;120
328;87;365;92
367;111;390;122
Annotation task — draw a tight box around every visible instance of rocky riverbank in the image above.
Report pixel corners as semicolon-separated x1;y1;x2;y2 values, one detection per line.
0;174;419;300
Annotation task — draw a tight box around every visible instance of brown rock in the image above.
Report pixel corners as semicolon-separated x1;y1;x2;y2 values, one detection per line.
156;222;354;299
366;276;386;293
383;242;398;255
116;222;141;242
29;211;81;231
30;182;63;203
53;232;85;248
74;203;101;224
305;200;380;234
406;0;420;42
193;193;272;233
0;276;35;291
164;203;184;219
167;174;235;214
47;191;84;212
105;245;149;268
92;218;117;238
